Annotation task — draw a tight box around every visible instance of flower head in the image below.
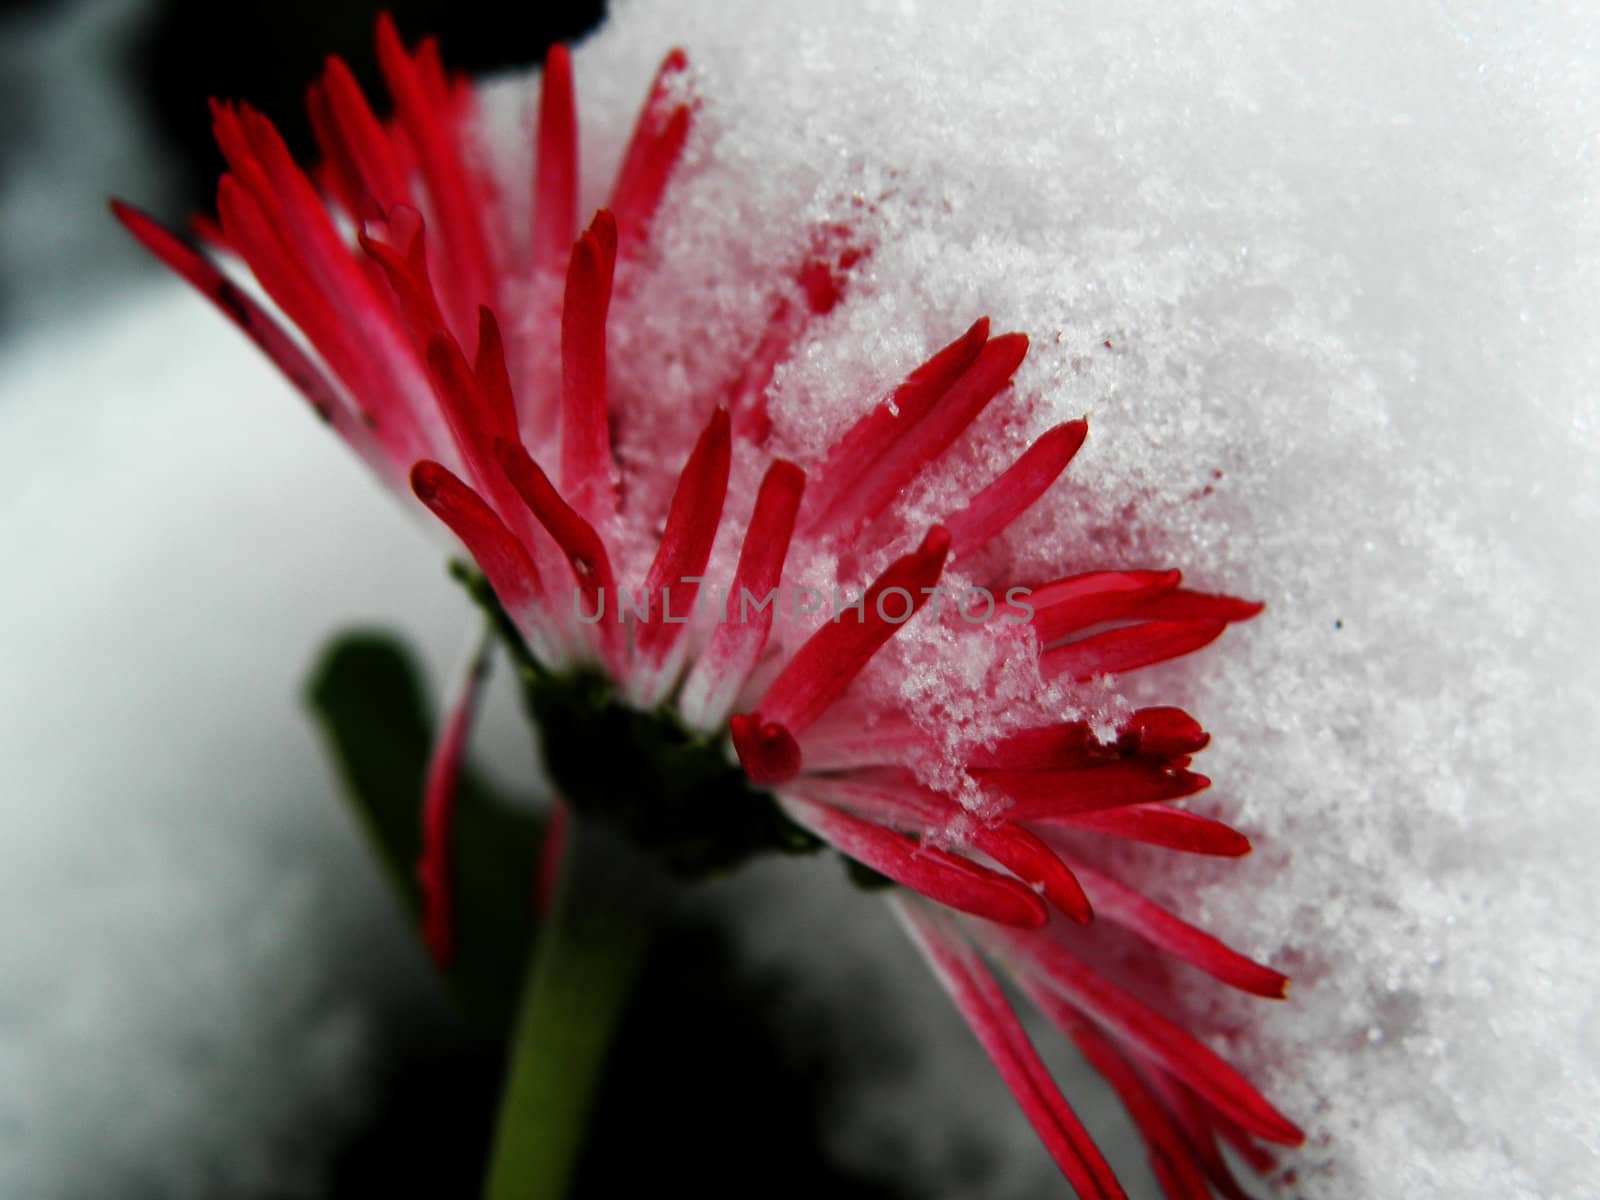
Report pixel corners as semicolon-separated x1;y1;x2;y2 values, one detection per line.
116;16;1301;1195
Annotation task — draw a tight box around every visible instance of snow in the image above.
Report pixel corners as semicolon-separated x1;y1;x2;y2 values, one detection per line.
2;0;1597;1196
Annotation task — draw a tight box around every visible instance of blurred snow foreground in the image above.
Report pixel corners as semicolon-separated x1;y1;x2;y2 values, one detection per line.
2;0;1599;1196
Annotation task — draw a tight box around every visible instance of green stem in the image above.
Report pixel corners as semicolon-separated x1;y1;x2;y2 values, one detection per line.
482;816;668;1200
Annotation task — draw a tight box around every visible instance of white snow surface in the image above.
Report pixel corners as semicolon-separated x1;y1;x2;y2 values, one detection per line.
2;1;1598;1198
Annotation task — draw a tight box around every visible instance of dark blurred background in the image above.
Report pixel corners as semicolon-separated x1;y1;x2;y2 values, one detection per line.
139;0;605;204
0;0;607;333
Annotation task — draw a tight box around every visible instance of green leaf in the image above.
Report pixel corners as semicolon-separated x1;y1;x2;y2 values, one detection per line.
306;629;546;1034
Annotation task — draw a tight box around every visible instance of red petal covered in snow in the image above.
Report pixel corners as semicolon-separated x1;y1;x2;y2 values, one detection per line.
560;209;618;521
895;899;1127;1198
973;761;1211;823
725;224;868;442
1044;619;1230;681
1056;804;1253;858
635;408;732;671
784;798;1048;928
532;44;579;279
805;318;989;523
809;330;1030;538
115;23;1299;1195
610;48;693;247
1012;940;1305;1147
1030;569;1184;645
744;525;951;746
679;460;806;729
1073;863;1289;998
946;419;1088;556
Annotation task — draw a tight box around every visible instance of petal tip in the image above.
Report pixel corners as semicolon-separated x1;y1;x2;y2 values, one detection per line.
731;713;802;785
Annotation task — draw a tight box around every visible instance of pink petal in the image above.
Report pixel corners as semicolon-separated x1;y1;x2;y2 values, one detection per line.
533;798;571;919
359;204;449;348
107;200;393;479
418;631;493;967
560;209;618;522
470;307;521;447
894;898;1127;1199
792;709;924;772
411;461;558;660
968;823;1093;924
634;407;732;687
803;319;989;524
1029;569;1183;645
972;762;1212;822
309;55;407;218
811;332;1030;539
1146;1075;1269;1200
375;13;493;344
1121;707;1210;757
1056;803;1252;857
420;332;550;551
796;772;1090;924
1043;619;1229;680
532;43;579;279
495;438;624;674
1008;938;1305;1147
214;104;443;457
782;798;1048;929
1072;863;1289;998
946;419;1088;557
728;716;802;786
1134;590;1265;624
735;526;951;777
609;48;693;248
679;459;806;729
1062;1017;1217;1200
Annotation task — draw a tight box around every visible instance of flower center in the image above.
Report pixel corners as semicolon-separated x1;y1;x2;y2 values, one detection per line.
522;667;822;878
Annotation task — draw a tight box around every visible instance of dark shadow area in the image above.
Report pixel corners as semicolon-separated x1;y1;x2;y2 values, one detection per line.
327;918;913;1199
135;0;606;212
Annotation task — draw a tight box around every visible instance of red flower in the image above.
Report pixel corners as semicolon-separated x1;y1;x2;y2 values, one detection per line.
115;16;1301;1196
